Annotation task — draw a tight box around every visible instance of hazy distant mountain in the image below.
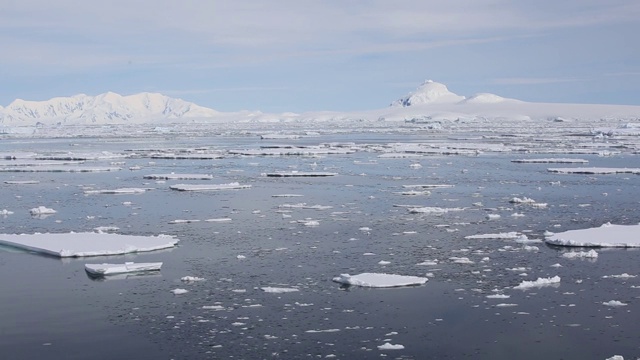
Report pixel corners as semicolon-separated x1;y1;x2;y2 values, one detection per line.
391;80;519;107
0;92;218;125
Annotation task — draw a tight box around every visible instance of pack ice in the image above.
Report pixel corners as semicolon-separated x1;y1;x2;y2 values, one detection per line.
545;223;640;247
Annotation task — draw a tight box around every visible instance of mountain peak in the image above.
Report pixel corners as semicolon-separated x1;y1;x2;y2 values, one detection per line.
392;80;466;107
0;92;218;125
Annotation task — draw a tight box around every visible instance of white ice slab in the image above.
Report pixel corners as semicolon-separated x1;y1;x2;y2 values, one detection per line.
0;232;179;257
169;182;251;191
143;173;214;180
264;171;338;177
84;188;149;195
547;167;640;175
0;166;121;172
514;276;561;290
332;273;428;288
85;262;162;276
512;158;588;163
545;223;640;247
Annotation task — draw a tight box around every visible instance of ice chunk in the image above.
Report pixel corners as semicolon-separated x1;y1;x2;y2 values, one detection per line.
377;342;405;350
171;288;189;295
548;167;640;174
0;232;179;257
261;287;299;293
84;188;148;195
602;300;627;307
562;250;598;259
29;206;56;215
181;276;206;282
332;273;427;288
84;262;162;276
264;171;337;177
512;158;588;163
514;276;561;290
545;223;640;247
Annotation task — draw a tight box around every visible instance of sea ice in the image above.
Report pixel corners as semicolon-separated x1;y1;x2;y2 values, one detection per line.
548;167;640;175
332;273;428;288
29;206;56;215
84;262;162;276
169;182;251;191
377;343;405;350
171;289;189;295
514;276;561;290
181;276;206;282
261;287;300;293
264;171;337;177
0;232;179;257
408;207;465;214
84;188;148;195
545;223;640;247
562;250;598;259
465;232;521;240
143;173;214;180
602;300;627;307
511;158;588;164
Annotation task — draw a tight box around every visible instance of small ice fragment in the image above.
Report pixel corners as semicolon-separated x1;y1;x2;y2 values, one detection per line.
171;289;189;295
602;300;627;307
377;342;405;350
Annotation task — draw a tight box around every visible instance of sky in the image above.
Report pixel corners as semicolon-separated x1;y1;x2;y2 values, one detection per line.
1;1;639;112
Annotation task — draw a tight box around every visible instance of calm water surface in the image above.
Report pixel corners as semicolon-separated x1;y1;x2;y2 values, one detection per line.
1;135;639;359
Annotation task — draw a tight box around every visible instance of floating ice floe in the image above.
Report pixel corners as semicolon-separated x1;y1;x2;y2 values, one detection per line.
0;232;179;257
0;166;121;172
377;343;405;350
562;250;598;259
402;184;454;189
271;194;304;197
408;207;465;214
545;223;640;247
84;262;162;276
1;209;14;215
332;273;428;288
602;300;627;307
171;288;189;295
465;232;521;240
261;287;299;293
514;276;561;290
603;273;637;279
169;182;251;191
181;276;206;282
4;180;40;184
264;171;338;177
547;167;640;175
29;206;56;215
509;197;547;208
143;173;214;180
511;158;588;163
84;188;149;195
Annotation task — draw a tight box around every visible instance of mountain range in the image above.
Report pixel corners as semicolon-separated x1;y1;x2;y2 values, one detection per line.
1;81;639;126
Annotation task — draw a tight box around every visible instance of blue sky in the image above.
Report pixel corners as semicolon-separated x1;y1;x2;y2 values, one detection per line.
1;1;639;112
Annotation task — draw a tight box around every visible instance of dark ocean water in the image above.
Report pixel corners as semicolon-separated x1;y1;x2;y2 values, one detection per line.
1;135;639;359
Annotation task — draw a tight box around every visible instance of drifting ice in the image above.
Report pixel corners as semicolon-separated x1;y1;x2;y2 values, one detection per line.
84;262;162;276
545;223;640;247
332;273;428;288
0;232;179;257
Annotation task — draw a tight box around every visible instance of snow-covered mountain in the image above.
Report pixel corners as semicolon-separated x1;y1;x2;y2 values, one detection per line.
0;92;218;125
391;80;519;107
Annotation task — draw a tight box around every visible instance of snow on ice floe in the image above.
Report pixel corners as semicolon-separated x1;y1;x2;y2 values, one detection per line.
143;173;214;180
84;262;162;276
545;223;640;247
169;182;251;191
547;167;640;175
514;276;561;290
511;158;588;164
464;232;523;240
264;171;338;177
332;273;428;288
0;232;179;257
84;188;149;195
261;287;300;293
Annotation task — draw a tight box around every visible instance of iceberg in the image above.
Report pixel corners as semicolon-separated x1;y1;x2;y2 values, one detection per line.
332;273;428;288
545;223;640;247
84;262;163;276
0;232;179;257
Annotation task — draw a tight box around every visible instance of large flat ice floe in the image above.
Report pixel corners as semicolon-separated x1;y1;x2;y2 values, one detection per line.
264;171;338;177
511;158;588;164
169;182;251;191
84;262;163;276
143;173;214;180
0;232;179;257
545;223;640;247
547;167;640;175
332;273;428;288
